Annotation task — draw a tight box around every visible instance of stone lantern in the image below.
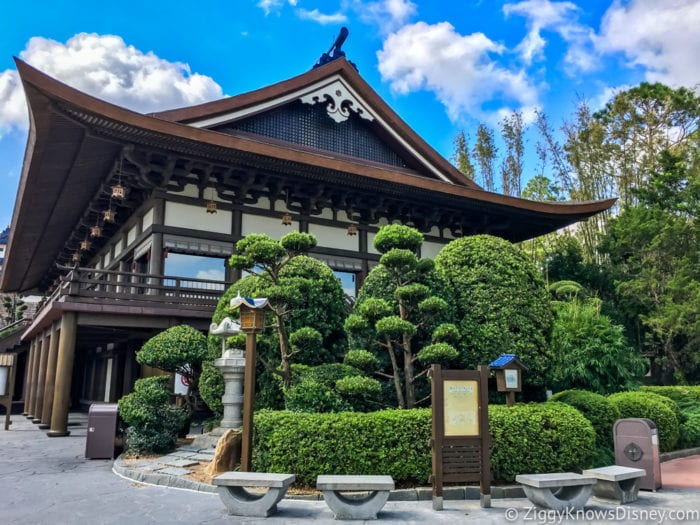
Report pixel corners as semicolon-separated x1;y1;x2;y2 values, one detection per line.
209;318;244;433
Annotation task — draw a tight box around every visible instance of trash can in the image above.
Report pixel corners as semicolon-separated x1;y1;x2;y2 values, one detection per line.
85;403;119;459
613;418;662;491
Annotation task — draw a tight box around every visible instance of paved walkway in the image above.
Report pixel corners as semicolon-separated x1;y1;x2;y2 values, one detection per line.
2;413;700;524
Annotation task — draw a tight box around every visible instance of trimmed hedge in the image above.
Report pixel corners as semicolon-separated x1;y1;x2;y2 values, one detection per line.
639;386;700;411
607;392;679;452
489;403;595;481
549;389;620;449
252;403;595;485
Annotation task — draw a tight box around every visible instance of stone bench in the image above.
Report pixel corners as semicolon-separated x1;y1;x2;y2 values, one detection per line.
516;473;595;511
212;472;295;517
582;465;646;504
317;475;395;520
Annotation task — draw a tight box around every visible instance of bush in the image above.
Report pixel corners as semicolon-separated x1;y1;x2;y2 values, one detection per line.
434;235;554;387
639;386;700;411
252;403;595;485
489;403;595;481
285;380;349;413
607;391;680;452
679;406;700;449
118;376;186;454
549;389;620;449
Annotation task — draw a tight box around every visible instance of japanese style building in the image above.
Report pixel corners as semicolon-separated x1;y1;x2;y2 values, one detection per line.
0;48;613;436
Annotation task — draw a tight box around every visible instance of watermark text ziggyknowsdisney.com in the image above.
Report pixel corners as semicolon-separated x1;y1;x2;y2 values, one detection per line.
503;506;700;524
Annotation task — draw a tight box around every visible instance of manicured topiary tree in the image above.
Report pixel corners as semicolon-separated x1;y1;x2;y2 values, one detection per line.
434;234;554;386
136;324;208;417
346;225;458;409
200;248;348;414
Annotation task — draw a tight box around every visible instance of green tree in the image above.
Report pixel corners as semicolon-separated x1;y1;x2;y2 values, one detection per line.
473;123;497;192
601;144;700;383
435;235;554;387
345;225;458;408
2;294;27;325
228;232;320;390
500;111;525;196
451;130;475;180
136;324;208;417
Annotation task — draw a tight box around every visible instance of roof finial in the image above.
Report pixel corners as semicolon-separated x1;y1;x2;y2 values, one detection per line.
313;27;358;71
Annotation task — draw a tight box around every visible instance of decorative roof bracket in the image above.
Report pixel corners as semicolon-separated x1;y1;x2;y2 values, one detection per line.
300;79;374;124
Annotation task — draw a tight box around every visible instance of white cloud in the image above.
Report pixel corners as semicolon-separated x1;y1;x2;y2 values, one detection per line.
0;70;26;137
503;0;595;74
257;0;283;15
597;0;700;88
196;269;225;281
353;0;417;34
0;33;223;138
297;8;348;25
377;21;540;123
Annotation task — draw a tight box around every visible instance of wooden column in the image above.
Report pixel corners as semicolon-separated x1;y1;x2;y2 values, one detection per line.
24;339;39;418
32;329;51;423
148;199;165;293
48;312;78;437
39;321;60;429
239;331;257;472
22;340;35;415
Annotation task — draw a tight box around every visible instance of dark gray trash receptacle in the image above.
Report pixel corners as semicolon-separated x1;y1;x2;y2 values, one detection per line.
85;403;119;459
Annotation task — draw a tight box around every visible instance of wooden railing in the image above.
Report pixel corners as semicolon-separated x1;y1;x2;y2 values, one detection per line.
44;266;229;311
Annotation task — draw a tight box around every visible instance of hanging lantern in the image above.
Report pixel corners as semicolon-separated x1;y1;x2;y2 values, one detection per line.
346;224;358;236
103;208;116;223
111;183;126;200
90;224;102;238
206;199;218;214
80;239;91;251
72;251;81;262
281;212;292;226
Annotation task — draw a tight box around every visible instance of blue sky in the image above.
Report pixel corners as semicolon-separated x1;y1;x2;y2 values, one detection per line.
1;0;698;230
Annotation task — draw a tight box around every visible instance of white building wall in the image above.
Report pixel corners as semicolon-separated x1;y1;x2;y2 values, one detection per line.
164;202;231;234
309;223;359;251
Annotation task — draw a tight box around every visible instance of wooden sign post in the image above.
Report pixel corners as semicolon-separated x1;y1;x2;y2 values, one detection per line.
0;353;17;430
488;354;527;407
430;364;490;510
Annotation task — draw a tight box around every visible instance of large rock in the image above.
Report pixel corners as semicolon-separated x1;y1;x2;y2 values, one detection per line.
206;429;242;477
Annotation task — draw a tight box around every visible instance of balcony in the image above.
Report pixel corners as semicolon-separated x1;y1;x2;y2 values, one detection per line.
24;266;230;339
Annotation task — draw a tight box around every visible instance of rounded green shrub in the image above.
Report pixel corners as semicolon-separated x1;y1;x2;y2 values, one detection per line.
549;389;620;449
489;403;596;481
344;349;380;373
118;376;186;454
607;391;679;452
285;380;349;413
373;224;424;253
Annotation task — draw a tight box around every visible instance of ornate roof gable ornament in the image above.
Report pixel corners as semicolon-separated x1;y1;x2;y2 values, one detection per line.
300;79;375;123
313;26;358;71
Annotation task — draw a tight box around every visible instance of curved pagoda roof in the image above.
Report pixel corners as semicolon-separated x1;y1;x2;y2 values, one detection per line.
1;57;614;293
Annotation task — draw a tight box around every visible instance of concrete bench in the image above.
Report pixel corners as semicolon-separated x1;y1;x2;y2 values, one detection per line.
582;465;646;504
212;472;295;517
317;475;395;520
516;473;595;511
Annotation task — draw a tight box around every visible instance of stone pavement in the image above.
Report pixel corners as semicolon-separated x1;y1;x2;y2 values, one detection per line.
2;412;700;525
